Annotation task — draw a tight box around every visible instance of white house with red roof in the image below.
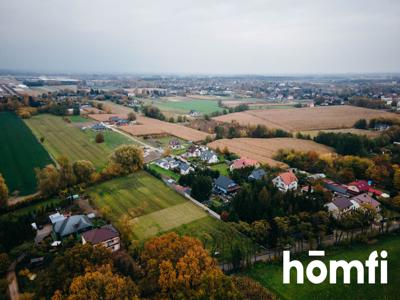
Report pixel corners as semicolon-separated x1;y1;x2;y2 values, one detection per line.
272;170;298;192
230;157;259;171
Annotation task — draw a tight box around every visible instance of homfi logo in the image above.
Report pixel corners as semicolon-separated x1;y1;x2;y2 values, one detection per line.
283;250;388;284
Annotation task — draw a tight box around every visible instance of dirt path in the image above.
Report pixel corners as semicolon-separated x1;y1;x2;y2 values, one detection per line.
7;262;19;300
7;192;41;207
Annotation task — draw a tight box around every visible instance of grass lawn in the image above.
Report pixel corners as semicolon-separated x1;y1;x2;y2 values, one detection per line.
67;115;89;123
87;171;207;239
147;164;180;181
172;217;258;261
0;112;53;195
245;235;400;300
210;162;230;176
154;98;223;114
86;171;255;260
25;114;135;169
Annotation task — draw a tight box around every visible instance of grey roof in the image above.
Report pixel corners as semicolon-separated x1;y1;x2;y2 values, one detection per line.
332;196;353;210
53;215;93;237
179;162;191;171
201;150;216;161
249;168;266;180
215;175;236;190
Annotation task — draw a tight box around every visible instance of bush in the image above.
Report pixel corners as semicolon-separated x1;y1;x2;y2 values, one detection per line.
95;133;104;143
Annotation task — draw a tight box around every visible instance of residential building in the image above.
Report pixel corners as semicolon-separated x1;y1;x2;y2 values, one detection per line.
82;225;120;252
53;215;93;238
325;196;359;218
230;157;259;171
214;175;240;194
200;150;219;164
351;193;381;211
248;168;266;180
272;170;298;192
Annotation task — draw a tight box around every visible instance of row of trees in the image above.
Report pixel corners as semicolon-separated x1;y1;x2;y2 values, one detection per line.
276;149;400;191
214;123;292;140
26;233;275;299
36;145;144;197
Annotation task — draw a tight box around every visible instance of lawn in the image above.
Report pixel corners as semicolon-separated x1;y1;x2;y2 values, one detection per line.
154;98;223;114
86;171;206;239
245;235;400;300
86;171;255;260
147;164;180;181
0;112;53;195
67;115;89;123
25;114;135;169
172;216;258;261
210;162;230;176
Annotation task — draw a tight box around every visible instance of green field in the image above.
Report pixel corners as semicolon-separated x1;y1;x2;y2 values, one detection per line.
25;114;136;169
87;171;207;239
153;98;223;114
147;164;180;181
67;115;89;123
86;171;254;260
245;235;400;300
0;112;53;195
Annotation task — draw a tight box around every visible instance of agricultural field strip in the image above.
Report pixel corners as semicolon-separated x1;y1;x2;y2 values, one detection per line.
213;106;400;132
208;138;333;166
0;112;52;195
131;202;207;240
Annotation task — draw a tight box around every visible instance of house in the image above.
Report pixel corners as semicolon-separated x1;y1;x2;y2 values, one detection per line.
53;215;93;238
49;212;66;224
108;116;121;124
154;159;170;170
322;179;348;195
230;157;259;171
82;225;120;252
165;157;180;169
200;150;219;164
351;193;381;211
214;175;240;194
189;110;201;117
272;170;298;192
186;145;201;158
178;162;194;175
325;196;359;218
116;119;130;126
346;180;370;195
169;139;183;150
248;168;266;181
91;123;107;132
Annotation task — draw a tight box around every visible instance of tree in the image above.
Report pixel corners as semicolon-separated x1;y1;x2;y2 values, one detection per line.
354;119;367;129
109;145;144;175
0;253;11;275
141;233;238;298
55;264;139;300
37;244;113;298
72;160;96;184
232;276;277;300
57;156;75;189
36;165;60;196
95;132;104;143
127;112;136;121
190;175;212;201
0;173;8;208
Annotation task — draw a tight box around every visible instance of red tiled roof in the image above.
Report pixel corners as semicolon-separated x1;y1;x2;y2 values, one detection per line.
348;180;370;192
279;171;298;186
231;157;258;170
82;227;119;244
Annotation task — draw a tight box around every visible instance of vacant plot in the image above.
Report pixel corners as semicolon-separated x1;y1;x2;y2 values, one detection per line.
153;97;223;114
301;128;381;138
208;138;333;167
213;106;400;132
245;235;400;300
87;171;208;240
25;114;135;169
0;112;53;195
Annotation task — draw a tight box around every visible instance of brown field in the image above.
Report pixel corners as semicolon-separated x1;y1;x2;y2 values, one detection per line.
208;138;334;167
213;106;400;132
88;113;210;142
301;128;381;138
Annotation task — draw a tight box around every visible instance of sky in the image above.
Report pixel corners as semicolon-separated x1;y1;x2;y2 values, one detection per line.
0;0;399;74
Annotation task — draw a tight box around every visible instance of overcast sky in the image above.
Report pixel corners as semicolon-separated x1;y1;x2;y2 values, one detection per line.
0;0;399;74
